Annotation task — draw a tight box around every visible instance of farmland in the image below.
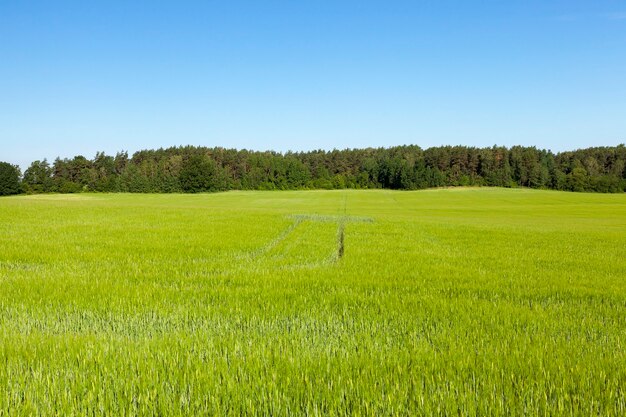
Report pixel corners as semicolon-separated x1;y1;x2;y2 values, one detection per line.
0;188;625;415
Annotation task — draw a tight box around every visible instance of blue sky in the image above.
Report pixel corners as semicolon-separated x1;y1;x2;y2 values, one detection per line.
1;1;625;170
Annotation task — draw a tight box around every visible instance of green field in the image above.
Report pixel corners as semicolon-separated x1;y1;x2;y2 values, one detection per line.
1;188;625;416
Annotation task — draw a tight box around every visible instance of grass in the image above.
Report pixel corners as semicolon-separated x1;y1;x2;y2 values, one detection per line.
0;188;625;416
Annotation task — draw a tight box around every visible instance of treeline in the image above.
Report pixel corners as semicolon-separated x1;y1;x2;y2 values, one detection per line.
4;144;626;195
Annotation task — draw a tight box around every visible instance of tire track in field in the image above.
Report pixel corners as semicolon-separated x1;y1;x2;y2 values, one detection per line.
234;218;336;271
335;191;348;262
237;192;369;269
335;222;345;261
247;217;303;259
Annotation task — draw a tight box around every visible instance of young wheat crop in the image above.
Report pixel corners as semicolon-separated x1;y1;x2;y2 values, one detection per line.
0;189;625;416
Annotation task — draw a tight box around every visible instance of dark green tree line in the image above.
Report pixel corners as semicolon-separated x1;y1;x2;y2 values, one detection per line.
0;162;21;196
7;144;626;195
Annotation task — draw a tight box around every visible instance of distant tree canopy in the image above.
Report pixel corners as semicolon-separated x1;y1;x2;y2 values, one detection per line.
9;144;626;195
0;162;21;196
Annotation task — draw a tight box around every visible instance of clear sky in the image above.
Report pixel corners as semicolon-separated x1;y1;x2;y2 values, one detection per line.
1;1;625;170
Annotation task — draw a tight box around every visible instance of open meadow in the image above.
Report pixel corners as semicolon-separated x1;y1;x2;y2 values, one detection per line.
0;188;625;416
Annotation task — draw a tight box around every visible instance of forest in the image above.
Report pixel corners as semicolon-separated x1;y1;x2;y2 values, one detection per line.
2;144;626;195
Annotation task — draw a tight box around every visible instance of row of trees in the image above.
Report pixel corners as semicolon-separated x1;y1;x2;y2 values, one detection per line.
2;144;625;196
